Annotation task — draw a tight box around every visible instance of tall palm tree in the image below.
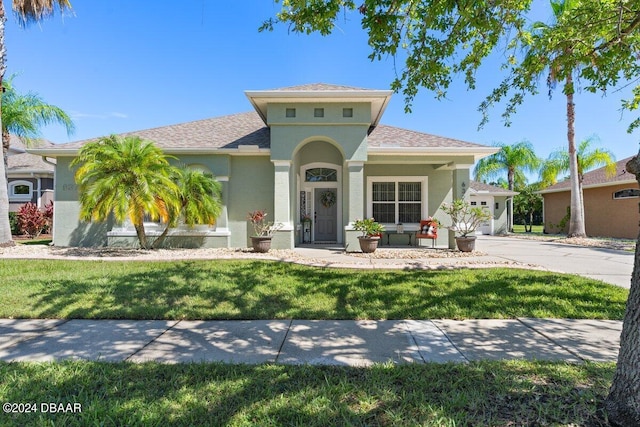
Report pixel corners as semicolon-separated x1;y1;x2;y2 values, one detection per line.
2;75;75;176
527;0;587;236
0;0;73;246
152;167;223;249
72;135;180;250
541;136;616;228
474;140;540;232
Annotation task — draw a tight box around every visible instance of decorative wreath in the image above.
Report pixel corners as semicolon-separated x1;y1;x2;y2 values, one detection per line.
320;190;337;208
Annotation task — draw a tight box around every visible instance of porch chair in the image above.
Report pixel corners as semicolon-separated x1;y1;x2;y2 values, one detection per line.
416;219;438;248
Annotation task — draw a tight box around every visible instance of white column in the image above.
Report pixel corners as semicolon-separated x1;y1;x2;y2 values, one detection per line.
272;160;292;226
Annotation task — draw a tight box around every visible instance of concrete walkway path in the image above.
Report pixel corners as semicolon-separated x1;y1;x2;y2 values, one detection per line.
0;318;621;365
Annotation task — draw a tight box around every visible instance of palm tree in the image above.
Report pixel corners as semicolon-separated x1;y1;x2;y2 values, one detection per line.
474;140;540;232
71;135;180;250
152;167;223;249
540;136;616;228
527;0;586;236
2;75;75;176
0;0;73;246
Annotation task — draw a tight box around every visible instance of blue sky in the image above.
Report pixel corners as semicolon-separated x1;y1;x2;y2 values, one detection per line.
7;1;640;168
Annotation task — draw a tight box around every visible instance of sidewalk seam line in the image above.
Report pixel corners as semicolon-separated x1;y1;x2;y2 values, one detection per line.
274;319;293;364
431;320;470;363
124;320;181;362
516;318;585;362
404;320;426;364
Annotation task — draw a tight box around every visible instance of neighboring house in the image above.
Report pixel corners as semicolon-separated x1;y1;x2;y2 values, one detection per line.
539;156;640;239
7;136;55;212
30;83;497;250
469;181;518;235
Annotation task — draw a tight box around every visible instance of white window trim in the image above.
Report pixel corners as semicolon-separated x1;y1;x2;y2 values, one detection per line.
9;180;33;202
613;188;640;199
366;176;428;230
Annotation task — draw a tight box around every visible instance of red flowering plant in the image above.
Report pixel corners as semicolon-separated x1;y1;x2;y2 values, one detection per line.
247;210;283;237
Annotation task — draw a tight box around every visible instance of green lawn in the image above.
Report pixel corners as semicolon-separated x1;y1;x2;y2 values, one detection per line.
0;361;614;427
512;224;544;234
0;259;628;320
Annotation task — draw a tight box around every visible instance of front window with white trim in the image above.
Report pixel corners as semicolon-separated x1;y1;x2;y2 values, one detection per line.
368;177;426;225
9;180;33;201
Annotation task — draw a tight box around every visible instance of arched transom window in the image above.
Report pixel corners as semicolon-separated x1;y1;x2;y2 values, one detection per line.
305;168;337;182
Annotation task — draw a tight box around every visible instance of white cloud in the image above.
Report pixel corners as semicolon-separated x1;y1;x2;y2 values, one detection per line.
70;111;128;120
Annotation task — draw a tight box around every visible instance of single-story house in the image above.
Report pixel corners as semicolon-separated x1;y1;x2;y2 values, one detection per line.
469;181;518;235
8;136;55;212
539;155;640;239
29;83;501;250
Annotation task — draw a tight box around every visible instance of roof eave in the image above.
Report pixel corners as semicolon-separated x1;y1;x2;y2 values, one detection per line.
538;178;638;194
245;89;394;127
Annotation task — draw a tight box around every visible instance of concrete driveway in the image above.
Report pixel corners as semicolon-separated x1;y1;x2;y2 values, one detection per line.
477;235;634;289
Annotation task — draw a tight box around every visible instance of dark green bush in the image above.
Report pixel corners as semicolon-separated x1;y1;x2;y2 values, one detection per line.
8;212;20;235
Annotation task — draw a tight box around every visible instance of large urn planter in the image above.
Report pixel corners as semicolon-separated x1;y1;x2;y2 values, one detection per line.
455;236;477;252
358;236;380;253
251;236;273;253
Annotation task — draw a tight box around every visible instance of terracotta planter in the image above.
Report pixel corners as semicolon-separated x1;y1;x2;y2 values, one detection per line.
251;236;272;253
358;236;380;253
455;236;477;252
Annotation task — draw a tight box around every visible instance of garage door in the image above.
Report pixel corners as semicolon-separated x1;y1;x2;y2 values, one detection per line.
471;197;493;235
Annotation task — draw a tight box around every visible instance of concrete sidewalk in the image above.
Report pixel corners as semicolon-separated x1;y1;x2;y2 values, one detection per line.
0;318;621;365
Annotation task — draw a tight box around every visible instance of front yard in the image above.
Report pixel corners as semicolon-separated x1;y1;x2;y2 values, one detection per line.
0;259;626;426
0;259;628;320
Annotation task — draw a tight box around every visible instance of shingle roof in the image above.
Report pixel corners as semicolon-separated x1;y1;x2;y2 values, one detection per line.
8;136;54;173
368;124;489;149
470;180;518;196
271;83;375;92
49;112;270;151
41;113;489;152
540;156;637;193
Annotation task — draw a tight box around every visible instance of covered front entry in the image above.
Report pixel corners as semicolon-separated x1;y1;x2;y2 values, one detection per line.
296;140;344;245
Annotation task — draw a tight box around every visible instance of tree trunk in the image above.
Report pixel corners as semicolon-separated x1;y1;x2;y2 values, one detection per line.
605;154;640;425
507;169;514;232
151;225;170;249
133;223;149;250
0;2;13;247
565;74;586;237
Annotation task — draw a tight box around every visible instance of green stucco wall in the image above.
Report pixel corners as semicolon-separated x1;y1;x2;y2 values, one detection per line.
227;156;274;248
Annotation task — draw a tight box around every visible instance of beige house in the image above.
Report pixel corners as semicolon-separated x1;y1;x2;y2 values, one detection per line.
539;156;640;239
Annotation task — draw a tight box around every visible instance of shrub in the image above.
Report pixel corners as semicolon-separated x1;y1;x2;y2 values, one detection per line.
8;212;19;235
17;202;48;238
43;201;54;234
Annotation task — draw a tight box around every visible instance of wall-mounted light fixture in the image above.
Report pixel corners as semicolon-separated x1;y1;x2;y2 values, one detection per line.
461;181;466;193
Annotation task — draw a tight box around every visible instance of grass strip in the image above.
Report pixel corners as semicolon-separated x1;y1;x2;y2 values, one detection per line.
0;360;614;427
0;259;627;320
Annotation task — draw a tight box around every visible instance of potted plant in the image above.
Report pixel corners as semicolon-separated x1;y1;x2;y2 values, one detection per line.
440;199;492;252
247;210;283;253
301;214;312;243
353;218;385;253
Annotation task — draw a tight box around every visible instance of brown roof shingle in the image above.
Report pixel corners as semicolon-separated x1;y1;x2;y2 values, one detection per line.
8;136;54;172
541;156;636;192
368;124;488;148
42;113;488;152
50;112;270;151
